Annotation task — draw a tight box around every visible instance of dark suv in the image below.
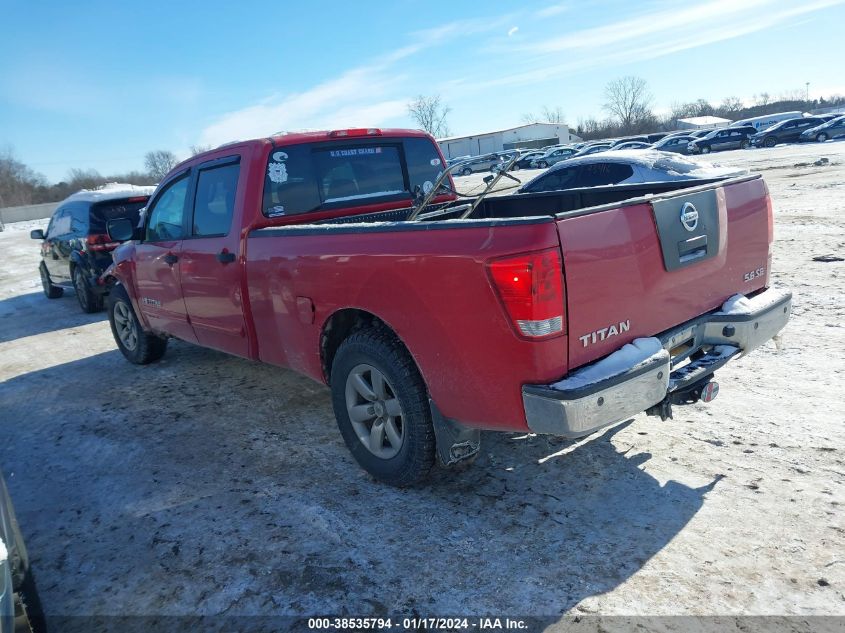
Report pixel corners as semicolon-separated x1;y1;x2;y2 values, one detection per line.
31;184;154;312
750;116;827;148
687;126;757;154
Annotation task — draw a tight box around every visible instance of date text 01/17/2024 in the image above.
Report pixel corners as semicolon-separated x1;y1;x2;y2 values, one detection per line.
306;617;529;630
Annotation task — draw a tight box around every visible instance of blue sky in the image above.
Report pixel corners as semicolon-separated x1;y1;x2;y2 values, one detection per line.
2;0;844;182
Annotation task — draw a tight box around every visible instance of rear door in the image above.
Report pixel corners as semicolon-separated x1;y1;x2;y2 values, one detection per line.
179;156;249;358
556;177;772;369
133;172;197;343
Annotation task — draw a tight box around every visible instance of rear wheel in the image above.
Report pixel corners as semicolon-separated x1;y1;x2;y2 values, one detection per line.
107;285;167;364
817;132;828;142
330;327;435;486
39;263;63;299
740;140;750;149
73;266;103;313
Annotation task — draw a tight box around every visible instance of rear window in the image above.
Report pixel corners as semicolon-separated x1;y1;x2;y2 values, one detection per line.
652;155;701;174
263;137;445;218
89;197;148;233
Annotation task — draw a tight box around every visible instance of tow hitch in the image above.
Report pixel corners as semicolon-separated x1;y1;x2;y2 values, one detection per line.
647;378;720;421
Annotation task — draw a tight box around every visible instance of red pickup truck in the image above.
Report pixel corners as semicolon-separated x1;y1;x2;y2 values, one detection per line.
101;128;791;486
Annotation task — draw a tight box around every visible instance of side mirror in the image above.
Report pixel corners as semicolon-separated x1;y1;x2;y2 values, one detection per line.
30;229;45;240
107;217;136;242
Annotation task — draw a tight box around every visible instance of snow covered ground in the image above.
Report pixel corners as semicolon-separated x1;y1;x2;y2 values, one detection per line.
0;142;843;627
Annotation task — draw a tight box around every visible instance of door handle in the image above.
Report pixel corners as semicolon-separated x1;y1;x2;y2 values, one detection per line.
164;253;179;265
216;250;236;264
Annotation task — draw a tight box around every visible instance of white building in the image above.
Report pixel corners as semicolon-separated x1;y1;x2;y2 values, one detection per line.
676;115;732;130
437;123;580;159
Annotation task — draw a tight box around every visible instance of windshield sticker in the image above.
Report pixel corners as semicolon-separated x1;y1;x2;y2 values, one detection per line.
272;151;288;162
422;180;434;194
267;205;286;217
430;158;441;166
267;161;288;184
329;147;383;158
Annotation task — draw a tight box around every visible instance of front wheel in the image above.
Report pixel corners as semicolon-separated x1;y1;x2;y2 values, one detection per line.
330;327;435;486
460;167;472;176
107;285;167;364
817;133;828;142
73;267;103;313
764;136;777;148
740;140;750;149
538;160;548;168
700;146;711;154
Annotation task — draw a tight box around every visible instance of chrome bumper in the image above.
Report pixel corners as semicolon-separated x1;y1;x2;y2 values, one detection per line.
522;287;792;437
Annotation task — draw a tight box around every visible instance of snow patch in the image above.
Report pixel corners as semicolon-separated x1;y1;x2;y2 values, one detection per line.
716;289;790;316
552;337;668;391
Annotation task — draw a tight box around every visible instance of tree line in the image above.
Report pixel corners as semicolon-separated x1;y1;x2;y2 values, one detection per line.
0;146;209;208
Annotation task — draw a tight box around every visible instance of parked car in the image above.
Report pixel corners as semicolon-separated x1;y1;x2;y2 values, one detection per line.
611;141;652;151
0;473;45;633
687;126;757;154
453;154;504;176
571;143;613;157
99;128;789;486
799;115;845;142
609;136;649;147
750;116;828;147
512;151;546;169
31;184;154;312
646;132;668;143
517;150;743;193
531;146;577;168
689;128;717;138
651;135;697;154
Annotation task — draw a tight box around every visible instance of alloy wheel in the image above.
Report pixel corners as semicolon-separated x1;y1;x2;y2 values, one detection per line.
344;363;405;459
113;301;138;351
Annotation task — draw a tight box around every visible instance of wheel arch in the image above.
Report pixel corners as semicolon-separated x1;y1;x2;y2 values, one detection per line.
320;308;415;385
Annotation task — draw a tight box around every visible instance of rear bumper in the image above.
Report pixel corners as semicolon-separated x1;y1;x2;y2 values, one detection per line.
522;287;792;437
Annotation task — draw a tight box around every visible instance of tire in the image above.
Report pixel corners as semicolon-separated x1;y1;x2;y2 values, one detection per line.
740;140;750;149
817;133;828;142
107;284;167;364
460;167;472;176
764;136;777;148
538;160;548;168
39;262;63;299
330;327;435;486
73;266;103;313
700;146;711;154
16;568;47;633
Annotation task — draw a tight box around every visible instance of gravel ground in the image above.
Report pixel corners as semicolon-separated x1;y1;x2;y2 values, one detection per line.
1;142;843;628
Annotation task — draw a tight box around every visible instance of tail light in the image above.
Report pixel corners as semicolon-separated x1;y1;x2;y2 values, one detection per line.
86;233;120;252
487;248;565;339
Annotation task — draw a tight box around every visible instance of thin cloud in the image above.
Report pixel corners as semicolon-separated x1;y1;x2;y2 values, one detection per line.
536;3;569;18
508;26;519;37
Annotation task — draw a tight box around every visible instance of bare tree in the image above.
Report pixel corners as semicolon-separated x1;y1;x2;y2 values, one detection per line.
407;95;451;138
602;76;654;133
753;92;771;107
0;147;45;207
144;150;179;180
522;105;566;124
190;145;212;156
719;96;743;114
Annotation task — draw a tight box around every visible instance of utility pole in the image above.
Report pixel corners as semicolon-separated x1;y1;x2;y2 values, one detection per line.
806;82;810;103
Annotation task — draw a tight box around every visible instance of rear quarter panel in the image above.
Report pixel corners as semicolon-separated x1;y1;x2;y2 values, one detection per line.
245;220;568;431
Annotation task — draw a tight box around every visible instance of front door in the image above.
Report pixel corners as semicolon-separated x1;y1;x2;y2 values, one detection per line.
133;172;197;343
179;156;249;358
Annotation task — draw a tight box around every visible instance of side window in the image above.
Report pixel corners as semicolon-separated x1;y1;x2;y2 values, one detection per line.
70;203;88;235
49;209;72;237
146;175;189;241
192;162;240;237
263;144;321;217
576;163;634;188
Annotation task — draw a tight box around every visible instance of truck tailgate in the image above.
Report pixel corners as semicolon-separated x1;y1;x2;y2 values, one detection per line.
557;176;772;369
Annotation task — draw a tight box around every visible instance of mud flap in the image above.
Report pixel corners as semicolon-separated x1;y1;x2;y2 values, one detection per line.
430;400;481;466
